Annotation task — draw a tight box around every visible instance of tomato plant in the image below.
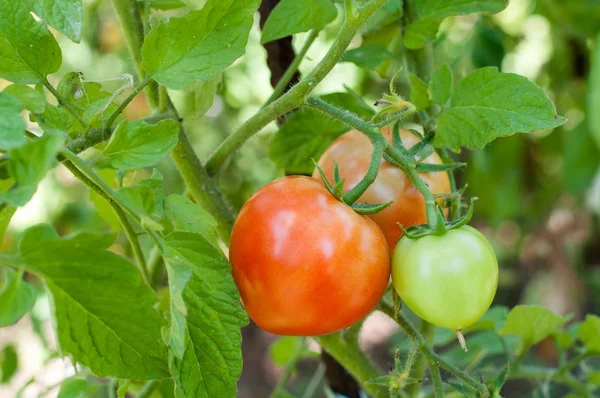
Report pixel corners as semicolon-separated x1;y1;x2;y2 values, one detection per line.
0;0;598;397
391;225;498;331
230;176;390;336
314;127;451;250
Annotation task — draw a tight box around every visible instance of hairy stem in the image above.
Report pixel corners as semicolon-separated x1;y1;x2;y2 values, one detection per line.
205;0;391;175
428;358;445;397
316;333;387;398
110;0;159;108
407;320;435;396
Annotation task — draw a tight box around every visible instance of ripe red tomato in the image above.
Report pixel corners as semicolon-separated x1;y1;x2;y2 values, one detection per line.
229;176;390;336
392;225;498;330
313;127;451;251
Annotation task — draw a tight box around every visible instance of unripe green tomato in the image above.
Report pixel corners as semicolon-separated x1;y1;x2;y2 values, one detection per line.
391;225;498;330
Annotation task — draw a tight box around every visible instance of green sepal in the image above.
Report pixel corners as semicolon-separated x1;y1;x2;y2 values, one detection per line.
392;122;404;150
488;362;510;395
332;177;346;200
311;159;334;194
352;201;393;215
408;131;435;157
446;197;478;231
416;162;467;172
333;161;342;184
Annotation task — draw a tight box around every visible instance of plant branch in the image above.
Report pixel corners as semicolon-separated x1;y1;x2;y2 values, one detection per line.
42;80;89;128
378;302;489;397
264;29;319;107
428;358;445;398
407;320;435;396
104;77;153;129
558;351;594;375
60;157;149;283
205;0;391;175
316;333;387;398
110;0;159;108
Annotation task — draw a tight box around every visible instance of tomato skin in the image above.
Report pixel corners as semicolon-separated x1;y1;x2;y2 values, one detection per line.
313;127;451;251
230;176;390;336
391;225;498;330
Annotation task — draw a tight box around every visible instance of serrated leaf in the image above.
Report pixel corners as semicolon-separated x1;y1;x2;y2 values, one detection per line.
588;32;600;150
0;268;37;327
162;232;247;398
577;315;600;353
3;84;46;114
409;73;431;110
0;92;26;149
0;344;17;384
499;305;566;348
117;185;156;219
261;0;337;44
56;378;99;398
404;0;507;49
141;0;260;90
429;64;453;105
104;119;179;170
164;194;218;246
434;67;566;152
17;225;169;379
0;132;64;207
138;0;187;10
341;44;391;69
0;0;62;83
27;0;83;43
269;92;375;174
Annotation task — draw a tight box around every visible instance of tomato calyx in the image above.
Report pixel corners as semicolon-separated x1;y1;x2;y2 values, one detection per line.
312;159;393;215
372;70;417;124
399;197;478;239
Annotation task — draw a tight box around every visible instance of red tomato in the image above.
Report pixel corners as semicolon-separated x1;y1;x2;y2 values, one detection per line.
229;176;390;336
313;127;451;251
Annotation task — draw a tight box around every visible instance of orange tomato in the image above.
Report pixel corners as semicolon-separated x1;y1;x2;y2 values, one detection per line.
229;176;390;336
313;127;451;251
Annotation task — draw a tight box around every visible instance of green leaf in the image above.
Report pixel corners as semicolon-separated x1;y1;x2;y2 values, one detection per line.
3;84;46;113
56;73;121;133
362;0;403;33
404;0;507;49
188;75;221;119
117;185;157;218
26;0;83;43
89;170;122;232
270;337;316;367
434;67;566;152
164;194;218;246
104;119;180;170
269;92;375;174
463;305;508;333
341;44;391;69
588;32;600;151
261;0;337;44
577;315;600;353
0;92;26;149
138;0;187;10
428;64;453;105
18;225;169;379
499;305;566;348
162;232;247;398
553;331;575;350
141;0;260;89
409;73;431;110
0;268;36;327
0;180;16;239
0;344;17;384
0;0;62;83
140;169;165;216
56;378;99;398
34;103;73;134
1;132;64;207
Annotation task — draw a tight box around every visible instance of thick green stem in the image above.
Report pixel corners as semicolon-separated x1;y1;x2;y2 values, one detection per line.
170;125;235;242
110;0;159;108
42;80;88;128
428;358;445;398
264;30;319;107
508;366;590;397
316;333;387;398
135;380;160;398
378;302;489;397
61;157;149;283
104;77;152;129
205;0;390;175
558;351;594;375
407;320;435;396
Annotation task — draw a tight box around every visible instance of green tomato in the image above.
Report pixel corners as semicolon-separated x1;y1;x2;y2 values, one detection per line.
391;225;498;330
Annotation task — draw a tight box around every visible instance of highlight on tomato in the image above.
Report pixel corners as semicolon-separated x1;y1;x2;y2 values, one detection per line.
229;176;390;336
313;126;451;251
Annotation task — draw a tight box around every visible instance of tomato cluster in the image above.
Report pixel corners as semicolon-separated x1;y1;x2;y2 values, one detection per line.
229;127;498;336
